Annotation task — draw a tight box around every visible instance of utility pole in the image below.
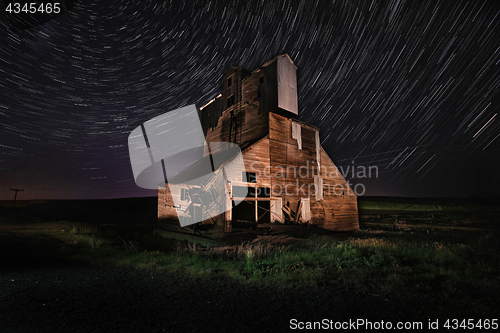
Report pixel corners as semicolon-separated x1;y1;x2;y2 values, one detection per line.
9;188;24;208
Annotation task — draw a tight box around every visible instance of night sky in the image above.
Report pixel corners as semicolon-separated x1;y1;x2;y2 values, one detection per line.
1;0;499;200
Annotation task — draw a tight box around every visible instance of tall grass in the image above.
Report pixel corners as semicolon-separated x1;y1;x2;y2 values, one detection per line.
142;234;499;301
2;216;498;304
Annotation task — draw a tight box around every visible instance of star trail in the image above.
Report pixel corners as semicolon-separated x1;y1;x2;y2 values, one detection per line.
1;0;499;200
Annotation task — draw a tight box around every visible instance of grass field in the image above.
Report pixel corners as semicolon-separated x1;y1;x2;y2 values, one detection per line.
1;196;499;318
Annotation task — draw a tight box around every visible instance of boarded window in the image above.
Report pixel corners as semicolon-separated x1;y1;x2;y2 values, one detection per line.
300;198;311;222
247;187;256;197
256;187;271;198
227;94;235;108
232;186;250;198
270;198;283;223
181;188;189;201
243;171;257;183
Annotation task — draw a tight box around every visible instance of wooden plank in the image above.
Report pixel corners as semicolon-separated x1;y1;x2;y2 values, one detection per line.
270;198;283;223
294;200;302;224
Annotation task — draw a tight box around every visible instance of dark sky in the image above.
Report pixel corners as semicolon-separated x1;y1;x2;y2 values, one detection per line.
1;0;499;200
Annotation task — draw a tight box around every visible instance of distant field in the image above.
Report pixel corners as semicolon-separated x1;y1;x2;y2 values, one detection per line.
2;196;498;221
358;196;500;213
0;197;158;224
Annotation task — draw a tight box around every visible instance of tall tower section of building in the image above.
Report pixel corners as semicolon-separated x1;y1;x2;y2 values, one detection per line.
159;54;359;233
201;54;298;147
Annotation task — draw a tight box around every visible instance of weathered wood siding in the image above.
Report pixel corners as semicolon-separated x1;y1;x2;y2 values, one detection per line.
235;136;271;187
269;113;324;226
320;148;360;231
158;185;176;220
277;55;298;115
202;67;269;147
159;54;359;232
268;113;359;230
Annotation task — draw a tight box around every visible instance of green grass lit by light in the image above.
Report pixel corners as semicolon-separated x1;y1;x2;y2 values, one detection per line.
0;208;498;307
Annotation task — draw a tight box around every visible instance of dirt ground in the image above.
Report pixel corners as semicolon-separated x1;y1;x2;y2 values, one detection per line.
0;261;484;333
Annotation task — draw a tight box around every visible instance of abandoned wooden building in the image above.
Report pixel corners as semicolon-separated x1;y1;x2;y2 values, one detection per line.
158;54;359;233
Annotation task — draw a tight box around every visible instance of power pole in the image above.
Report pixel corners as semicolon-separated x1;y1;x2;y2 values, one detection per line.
9;188;24;208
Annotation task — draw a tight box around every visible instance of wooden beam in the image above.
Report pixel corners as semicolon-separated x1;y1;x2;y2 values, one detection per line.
255;200;258;223
225;197;232;233
294;200;303;224
231;197;273;201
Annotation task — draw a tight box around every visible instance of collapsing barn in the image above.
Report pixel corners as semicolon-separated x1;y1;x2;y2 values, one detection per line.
158;54;359;234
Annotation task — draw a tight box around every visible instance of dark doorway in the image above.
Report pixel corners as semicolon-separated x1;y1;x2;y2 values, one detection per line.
192;204;202;222
232;200;271;228
257;201;270;223
232;200;255;228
